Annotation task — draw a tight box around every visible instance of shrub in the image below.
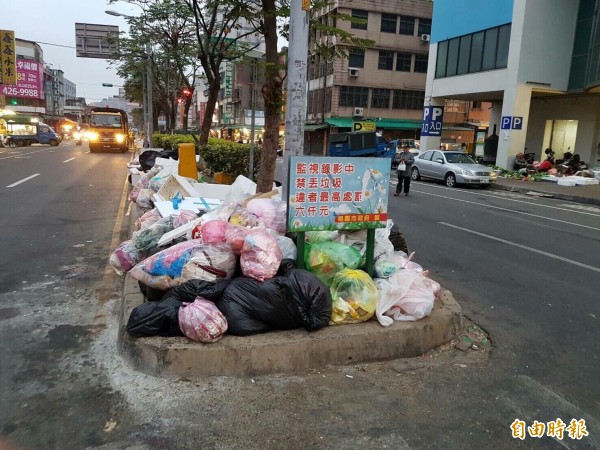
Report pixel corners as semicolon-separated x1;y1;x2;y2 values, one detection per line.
199;140;261;182
151;135;261;182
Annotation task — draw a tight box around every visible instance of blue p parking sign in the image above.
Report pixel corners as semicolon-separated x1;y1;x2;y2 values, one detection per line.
501;116;524;130
421;106;444;136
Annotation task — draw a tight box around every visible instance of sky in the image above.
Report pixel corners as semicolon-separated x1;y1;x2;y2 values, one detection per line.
0;0;141;103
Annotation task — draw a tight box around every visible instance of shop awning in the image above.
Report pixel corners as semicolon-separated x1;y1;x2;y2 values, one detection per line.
325;117;422;130
304;123;328;131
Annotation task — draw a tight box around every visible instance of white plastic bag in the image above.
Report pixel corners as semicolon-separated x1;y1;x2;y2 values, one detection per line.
374;251;423;278
375;269;435;325
276;235;297;260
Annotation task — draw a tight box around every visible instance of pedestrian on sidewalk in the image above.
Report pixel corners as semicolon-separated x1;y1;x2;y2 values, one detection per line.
395;144;415;196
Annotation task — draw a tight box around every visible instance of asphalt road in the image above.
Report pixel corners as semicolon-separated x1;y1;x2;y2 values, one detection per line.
0;152;597;449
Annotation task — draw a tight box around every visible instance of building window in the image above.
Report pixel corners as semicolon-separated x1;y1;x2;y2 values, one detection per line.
482;27;498;71
414;54;428;73
496;24;511;68
381;14;397;33
436;40;448;78
396;52;412;71
351;9;368;30
378;51;394;70
349;48;365;68
446;38;459;76
371;88;391;109
470;31;484;72
392;89;424;110
457;35;471;75
339;85;369;107
418;18;431;36
435;24;511;78
399;16;415;35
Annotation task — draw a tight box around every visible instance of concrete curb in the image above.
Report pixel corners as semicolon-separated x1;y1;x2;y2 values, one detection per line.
491;181;600;206
118;200;463;377
118;273;463;377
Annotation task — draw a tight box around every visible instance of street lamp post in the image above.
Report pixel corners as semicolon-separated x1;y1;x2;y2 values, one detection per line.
105;9;153;147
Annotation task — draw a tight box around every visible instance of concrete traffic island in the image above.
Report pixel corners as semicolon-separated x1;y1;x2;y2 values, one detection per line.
118;273;463;377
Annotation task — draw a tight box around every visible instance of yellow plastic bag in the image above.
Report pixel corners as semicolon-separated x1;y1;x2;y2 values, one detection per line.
330;268;378;324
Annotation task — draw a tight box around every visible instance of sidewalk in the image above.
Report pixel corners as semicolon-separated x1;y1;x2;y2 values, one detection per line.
492;176;600;206
118;203;464;378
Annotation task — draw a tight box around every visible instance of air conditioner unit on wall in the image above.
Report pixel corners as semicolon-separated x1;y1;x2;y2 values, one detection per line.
421;34;431;43
348;67;360;78
353;107;364;118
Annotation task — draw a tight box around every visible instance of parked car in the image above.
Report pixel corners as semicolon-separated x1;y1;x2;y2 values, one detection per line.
411;150;496;188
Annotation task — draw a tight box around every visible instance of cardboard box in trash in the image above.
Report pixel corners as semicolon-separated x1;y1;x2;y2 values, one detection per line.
153;174;200;202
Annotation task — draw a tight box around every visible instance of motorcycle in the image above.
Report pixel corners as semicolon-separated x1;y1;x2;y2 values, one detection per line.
73;131;82;146
557;153;587;175
513;152;536;172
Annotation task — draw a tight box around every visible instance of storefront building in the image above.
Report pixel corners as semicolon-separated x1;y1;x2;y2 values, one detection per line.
422;0;600;169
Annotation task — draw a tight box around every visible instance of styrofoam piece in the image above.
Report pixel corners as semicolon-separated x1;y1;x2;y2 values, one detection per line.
154;157;179;168
154;174;200;202
156;217;203;247
154;197;222;218
191;182;232;200
557;178;577;187
571;176;599;185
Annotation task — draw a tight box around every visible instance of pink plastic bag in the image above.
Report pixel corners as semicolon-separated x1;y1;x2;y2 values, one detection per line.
178;297;228;343
109;240;144;275
199;220;229;244
225;223;248;255
246;199;287;233
173;210;198;229
240;229;282;281
129;166;161;202
135;208;162;231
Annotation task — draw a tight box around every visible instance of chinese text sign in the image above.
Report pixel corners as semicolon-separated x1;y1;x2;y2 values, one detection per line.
288;156;390;232
0;58;43;99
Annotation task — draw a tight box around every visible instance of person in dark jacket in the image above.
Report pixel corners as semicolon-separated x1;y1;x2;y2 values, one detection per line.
394;145;415;196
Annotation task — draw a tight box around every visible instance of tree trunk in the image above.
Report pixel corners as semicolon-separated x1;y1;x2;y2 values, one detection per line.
199;81;220;146
182;96;192;132
257;0;283;193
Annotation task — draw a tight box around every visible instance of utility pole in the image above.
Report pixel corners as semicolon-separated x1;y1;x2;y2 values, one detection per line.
249;59;257;179
146;42;154;147
282;0;310;199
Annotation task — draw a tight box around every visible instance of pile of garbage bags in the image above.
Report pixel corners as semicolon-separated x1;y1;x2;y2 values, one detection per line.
117;157;441;343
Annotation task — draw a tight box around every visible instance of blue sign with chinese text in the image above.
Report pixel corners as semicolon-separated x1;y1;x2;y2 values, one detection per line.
421;106;444;136
287;157;390;232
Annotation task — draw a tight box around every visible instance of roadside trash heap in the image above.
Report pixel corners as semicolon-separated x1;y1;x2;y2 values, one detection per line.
114;152;442;344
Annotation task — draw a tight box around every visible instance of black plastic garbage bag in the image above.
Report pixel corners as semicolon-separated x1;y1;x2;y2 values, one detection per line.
163;259;332;336
139;149;179;171
126;298;183;337
388;224;409;254
138;281;166;302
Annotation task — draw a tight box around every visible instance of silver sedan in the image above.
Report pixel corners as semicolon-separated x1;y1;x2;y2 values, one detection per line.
411;150;497;188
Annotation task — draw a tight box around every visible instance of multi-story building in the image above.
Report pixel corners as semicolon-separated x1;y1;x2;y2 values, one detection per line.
305;0;433;154
422;0;600;169
1;39;46;116
64;78;76;101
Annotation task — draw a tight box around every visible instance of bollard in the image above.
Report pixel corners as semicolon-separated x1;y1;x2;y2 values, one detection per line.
178;143;198;180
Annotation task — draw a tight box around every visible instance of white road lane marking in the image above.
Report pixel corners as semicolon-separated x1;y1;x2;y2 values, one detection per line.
6;173;40;188
412;189;600;231
0;148;51;161
559;203;600;214
439;222;600;273
391;179;600;218
63;157;76;163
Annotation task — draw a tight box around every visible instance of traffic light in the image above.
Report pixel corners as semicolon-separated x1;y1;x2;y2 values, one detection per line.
10;99;17;105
